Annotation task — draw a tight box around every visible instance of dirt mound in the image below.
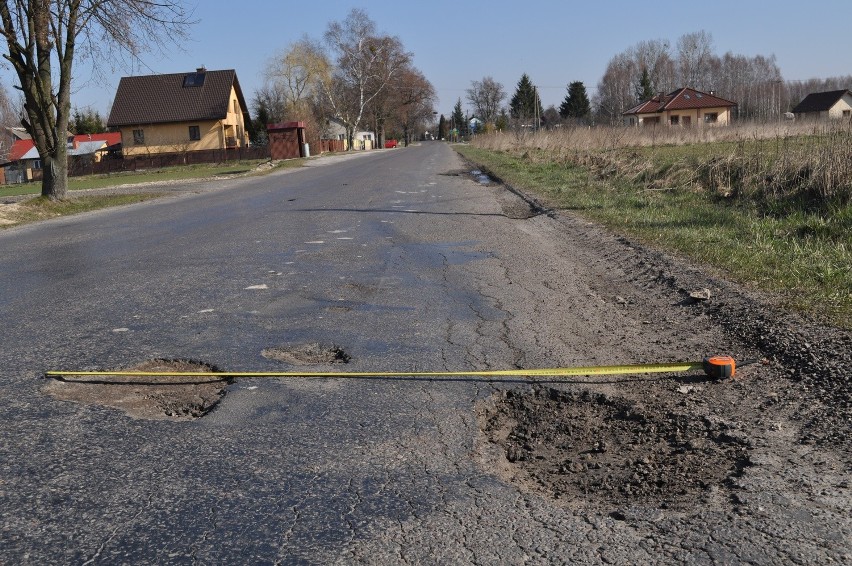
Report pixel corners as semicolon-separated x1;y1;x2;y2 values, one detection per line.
479;387;752;510
43;359;229;421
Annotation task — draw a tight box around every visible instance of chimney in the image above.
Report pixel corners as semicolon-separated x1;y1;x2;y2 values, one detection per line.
196;66;207;73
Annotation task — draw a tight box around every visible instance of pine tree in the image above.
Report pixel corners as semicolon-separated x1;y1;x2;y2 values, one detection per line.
495;109;509;132
71;108;106;134
558;81;591;122
438;114;447;140
452;99;467;139
509;73;542;124
636;66;654;102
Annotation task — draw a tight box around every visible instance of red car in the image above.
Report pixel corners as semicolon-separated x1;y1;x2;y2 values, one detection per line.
384;139;398;148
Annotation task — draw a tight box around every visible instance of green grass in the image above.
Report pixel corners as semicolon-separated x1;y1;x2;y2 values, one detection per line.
456;144;852;329
0;158;303;197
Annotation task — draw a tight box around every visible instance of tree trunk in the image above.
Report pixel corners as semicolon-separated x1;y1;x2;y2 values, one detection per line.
41;146;68;200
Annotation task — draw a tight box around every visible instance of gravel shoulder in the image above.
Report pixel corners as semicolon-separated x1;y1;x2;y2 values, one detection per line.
462;163;852;562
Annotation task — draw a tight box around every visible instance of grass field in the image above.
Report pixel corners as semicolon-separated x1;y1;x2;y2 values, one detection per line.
457;123;851;329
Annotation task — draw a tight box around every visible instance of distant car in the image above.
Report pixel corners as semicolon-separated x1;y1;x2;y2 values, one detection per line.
384;139;398;148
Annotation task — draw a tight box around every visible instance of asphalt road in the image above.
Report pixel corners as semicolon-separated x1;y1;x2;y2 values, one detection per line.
1;143;848;564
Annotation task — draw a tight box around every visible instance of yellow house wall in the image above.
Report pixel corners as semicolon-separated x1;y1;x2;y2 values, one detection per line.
637;106;732;126
220;85;248;147
828;94;852;118
120;120;224;156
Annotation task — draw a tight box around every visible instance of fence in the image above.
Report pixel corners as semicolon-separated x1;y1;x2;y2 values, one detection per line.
320;139;346;153
68;146;271;177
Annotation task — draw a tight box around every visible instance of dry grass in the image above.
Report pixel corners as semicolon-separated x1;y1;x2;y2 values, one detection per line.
473;121;852;210
459;122;852;328
0;194;165;229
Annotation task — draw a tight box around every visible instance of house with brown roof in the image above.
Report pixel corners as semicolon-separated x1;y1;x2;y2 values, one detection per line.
107;68;250;157
623;88;737;127
791;90;852;120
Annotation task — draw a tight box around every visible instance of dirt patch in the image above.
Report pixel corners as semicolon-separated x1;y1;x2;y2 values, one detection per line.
479;387;752;511
261;343;350;365
43;359;229;421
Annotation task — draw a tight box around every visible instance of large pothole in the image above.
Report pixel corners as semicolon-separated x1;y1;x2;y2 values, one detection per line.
478;387;752;510
43;359;230;421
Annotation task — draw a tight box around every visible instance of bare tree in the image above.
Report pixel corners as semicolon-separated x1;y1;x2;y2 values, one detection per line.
677;31;715;91
0;82;19;163
258;37;331;150
631;39;676;95
466;76;506;125
0;1;193;199
595;52;637;124
319;9;410;150
265;37;330;109
388;67;435;145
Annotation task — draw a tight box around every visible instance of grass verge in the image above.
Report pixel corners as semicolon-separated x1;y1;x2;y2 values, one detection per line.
0;158;303;198
1;193;167;229
455;143;851;329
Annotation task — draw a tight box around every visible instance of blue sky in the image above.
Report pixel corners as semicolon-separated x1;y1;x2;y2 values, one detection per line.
3;0;850;118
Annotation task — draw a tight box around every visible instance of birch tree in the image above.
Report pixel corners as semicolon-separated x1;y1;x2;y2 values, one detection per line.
320;9;410;150
0;0;193;200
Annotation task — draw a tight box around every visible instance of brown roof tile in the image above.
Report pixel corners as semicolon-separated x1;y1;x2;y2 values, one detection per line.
107;69;248;127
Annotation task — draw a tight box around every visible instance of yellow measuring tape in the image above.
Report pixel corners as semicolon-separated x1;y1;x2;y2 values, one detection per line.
45;357;737;380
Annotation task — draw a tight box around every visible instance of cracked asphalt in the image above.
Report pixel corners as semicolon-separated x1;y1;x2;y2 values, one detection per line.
0;143;848;564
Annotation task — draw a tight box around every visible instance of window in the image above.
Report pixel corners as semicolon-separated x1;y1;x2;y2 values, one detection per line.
670;116;680;125
183;73;205;87
189;125;201;141
704;113;718;123
32;159;41;170
133;129;145;145
233;100;238;113
843;110;851;118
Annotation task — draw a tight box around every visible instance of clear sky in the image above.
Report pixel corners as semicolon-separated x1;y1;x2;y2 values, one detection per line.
3;0;850;119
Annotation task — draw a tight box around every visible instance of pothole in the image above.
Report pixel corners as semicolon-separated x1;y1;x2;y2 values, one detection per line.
261;343;350;365
43;359;230;421
470;169;492;185
478;387;752;510
497;190;538;219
